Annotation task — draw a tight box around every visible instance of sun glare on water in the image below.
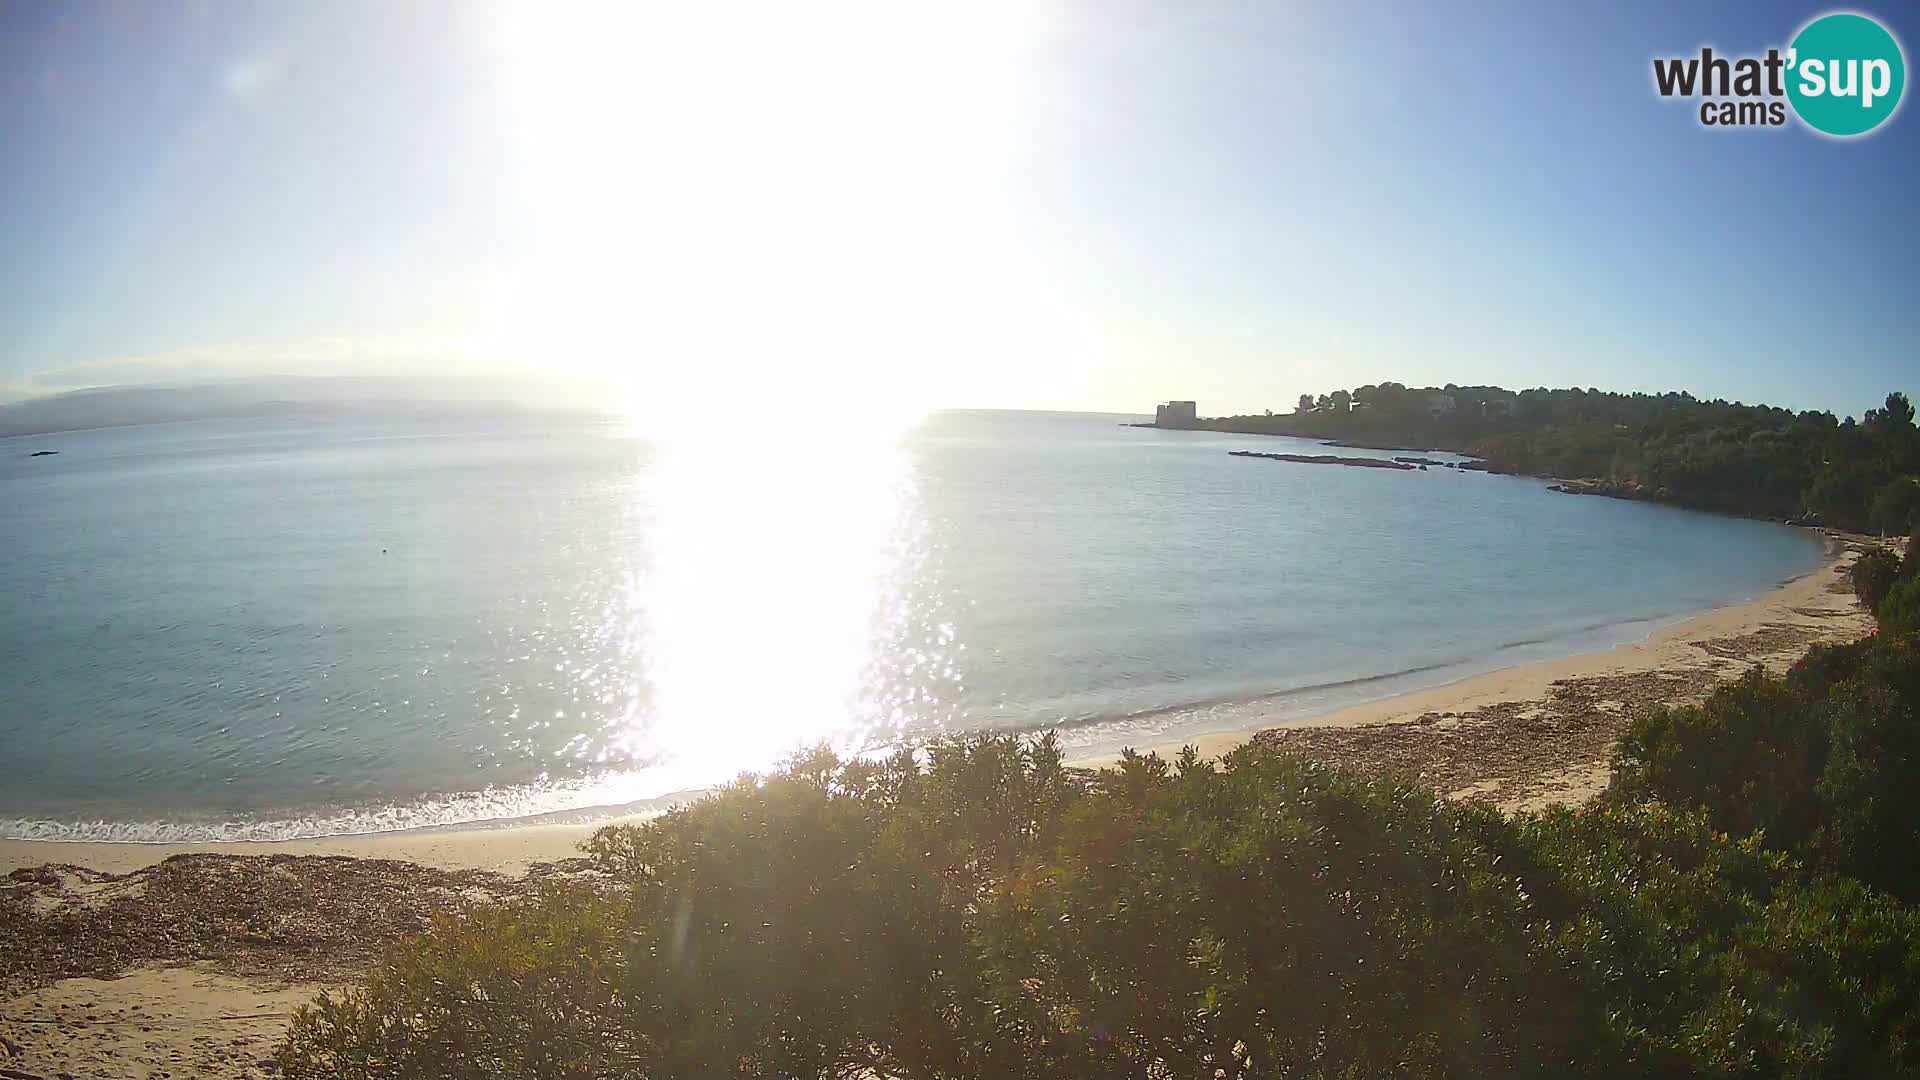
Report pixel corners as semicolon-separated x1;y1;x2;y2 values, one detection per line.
486;1;1036;787
616;434;927;791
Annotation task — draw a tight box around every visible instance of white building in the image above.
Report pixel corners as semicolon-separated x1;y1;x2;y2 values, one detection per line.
1425;393;1456;418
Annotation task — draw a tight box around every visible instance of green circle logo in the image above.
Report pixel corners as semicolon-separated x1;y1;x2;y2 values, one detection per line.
1786;12;1906;136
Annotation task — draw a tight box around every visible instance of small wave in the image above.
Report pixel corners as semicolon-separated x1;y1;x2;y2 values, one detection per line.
979;606;1714;759
0;769;706;844
1502;609;1687;649
983;657;1493;742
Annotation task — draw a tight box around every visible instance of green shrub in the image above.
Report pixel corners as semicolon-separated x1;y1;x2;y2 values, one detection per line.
1812;634;1920;895
1786;635;1881;691
277;889;632;1078
1851;546;1905;612
282;738;1073;1080
1496;802;1920;1077
1881;576;1920;637
277;735;1920;1079
1611;634;1920;899
1608;670;1825;848
278;740;1628;1079
985;751;1623;1079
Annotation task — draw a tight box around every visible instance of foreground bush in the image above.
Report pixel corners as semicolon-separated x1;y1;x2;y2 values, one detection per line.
1499;802;1920;1076
1882;576;1920;637
1611;632;1920;899
277;736;1920;1079
1851;546;1906;612
1609;669;1826;848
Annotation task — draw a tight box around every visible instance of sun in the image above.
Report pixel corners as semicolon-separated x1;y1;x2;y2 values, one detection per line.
487;0;1086;434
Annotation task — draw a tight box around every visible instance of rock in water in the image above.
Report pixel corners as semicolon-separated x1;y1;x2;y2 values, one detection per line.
1227;450;1416;471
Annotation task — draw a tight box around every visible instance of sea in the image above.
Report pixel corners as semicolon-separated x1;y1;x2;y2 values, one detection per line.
0;408;1825;841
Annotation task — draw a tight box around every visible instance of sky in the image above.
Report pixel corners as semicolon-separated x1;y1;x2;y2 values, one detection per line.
2;0;1916;422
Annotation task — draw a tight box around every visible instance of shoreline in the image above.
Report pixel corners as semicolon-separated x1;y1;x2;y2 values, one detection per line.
0;533;1878;1080
0;533;1871;878
1067;531;1872;808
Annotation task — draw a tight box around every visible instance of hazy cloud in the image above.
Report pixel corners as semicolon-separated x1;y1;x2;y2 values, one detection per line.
2;338;506;401
0;337;621;413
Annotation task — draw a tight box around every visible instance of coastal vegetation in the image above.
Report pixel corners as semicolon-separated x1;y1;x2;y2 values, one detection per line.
272;540;1920;1079
1614;536;1920;898
1197;385;1920;533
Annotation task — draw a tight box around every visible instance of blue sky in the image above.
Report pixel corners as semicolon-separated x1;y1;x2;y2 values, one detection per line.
2;0;1915;419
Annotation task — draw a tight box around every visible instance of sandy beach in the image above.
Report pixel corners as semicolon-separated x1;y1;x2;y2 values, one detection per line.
1073;531;1877;812
0;532;1879;1080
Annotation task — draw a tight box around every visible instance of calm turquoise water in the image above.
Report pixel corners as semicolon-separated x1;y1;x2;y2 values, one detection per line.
0;409;1823;841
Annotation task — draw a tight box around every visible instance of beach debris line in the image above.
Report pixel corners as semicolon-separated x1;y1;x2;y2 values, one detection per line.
0;853;602;996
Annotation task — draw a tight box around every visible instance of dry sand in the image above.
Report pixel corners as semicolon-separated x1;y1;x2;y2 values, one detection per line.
1;855;593;1079
0;966;322;1080
0;531;1880;1079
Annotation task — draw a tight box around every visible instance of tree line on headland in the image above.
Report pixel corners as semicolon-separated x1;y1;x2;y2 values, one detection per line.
1197;383;1920;534
271;537;1920;1078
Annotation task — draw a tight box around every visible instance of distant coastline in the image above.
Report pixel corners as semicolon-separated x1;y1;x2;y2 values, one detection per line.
0;376;610;439
1135;384;1918;531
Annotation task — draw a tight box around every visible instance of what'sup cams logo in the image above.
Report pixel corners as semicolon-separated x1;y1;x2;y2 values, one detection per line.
1653;11;1906;136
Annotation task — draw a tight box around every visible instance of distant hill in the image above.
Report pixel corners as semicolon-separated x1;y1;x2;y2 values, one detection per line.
0;376;611;439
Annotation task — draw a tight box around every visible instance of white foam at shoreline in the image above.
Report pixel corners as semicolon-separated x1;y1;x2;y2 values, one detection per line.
0;603;1714;844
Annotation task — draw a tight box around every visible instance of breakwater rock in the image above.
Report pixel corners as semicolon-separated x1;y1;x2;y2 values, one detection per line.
1229;451;1416;470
